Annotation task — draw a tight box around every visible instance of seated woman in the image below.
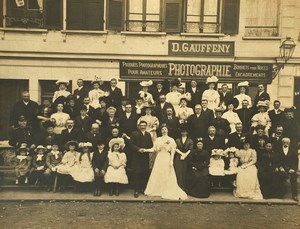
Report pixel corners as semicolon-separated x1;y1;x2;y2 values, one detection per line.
50;103;70;134
144;124;187;200
234;137;263;200
185;138;210;198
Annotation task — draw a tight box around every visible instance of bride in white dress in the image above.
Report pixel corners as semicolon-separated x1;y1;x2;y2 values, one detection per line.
144;125;188;200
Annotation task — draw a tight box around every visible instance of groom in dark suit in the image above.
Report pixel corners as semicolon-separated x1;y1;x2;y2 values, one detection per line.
129;120;153;198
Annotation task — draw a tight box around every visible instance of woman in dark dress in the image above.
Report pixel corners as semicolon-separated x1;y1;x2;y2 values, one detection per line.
186;138;210;198
174;126;194;190
257;141;284;198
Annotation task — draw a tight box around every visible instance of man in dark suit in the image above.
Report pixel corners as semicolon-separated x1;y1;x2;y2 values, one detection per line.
154;94;175;122
82;96;96;120
268;100;284;135
84;123;103;148
203;126;225;154
73;79;89;107
129;120;153;198
59;119;83;150
187;104;208;141
236;100;253;134
218;83;233;108
201;99;214;122
116;97;128;118
282;107;299;146
253;84;270;109
119;103;139;168
10;91;39;130
227;122;249;149
161;107;180;139
74;106;93;134
270;125;284;152
276;137;299;201
187;80;202;108
151;81;167;104
107;78;123;108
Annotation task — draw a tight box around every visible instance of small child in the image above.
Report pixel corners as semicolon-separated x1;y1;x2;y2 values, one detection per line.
31;145;47;185
72;142;95;192
209;149;225;187
92;139;108;196
15;143;32;185
44;142;63;191
104;138;128;196
224;147;239;187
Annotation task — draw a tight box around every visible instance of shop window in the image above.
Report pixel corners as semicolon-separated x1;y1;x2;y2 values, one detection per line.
126;0;162;32
163;0;183;33
0;79;29;140
244;0;278;37
6;0;62;29
66;0;104;30
106;0;125;31
184;0;239;34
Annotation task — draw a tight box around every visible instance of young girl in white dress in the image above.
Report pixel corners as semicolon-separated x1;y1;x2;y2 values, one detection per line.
57;140;80;176
209;149;225;176
166;79;182;114
104;138;128;196
72;142;95;189
144;124;187;200
202;76;220;111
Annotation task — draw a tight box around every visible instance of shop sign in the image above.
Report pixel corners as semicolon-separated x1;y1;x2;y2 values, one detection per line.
168;40;235;56
120;60;273;82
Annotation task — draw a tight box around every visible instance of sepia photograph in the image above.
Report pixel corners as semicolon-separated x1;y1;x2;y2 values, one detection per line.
0;0;300;228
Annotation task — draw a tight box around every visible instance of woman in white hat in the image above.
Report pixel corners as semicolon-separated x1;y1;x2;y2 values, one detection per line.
234;81;252;109
202;76;220;111
221;99;241;134
89;76;109;109
251;100;271;136
139;80;155;106
166;78;182;113
52;80;71;103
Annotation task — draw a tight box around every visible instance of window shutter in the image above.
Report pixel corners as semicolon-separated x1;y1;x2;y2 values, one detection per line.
0;0;3;27
86;0;104;30
44;0;62;29
164;0;182;33
221;0;240;35
67;0;85;30
107;0;124;31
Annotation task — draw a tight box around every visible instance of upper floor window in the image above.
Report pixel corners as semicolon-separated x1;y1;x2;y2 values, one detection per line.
6;0;62;29
245;0;278;37
184;0;240;34
126;0;162;32
66;0;104;30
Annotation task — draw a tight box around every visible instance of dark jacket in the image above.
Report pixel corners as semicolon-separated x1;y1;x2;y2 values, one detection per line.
253;91;270;108
59;128;83;150
187;113;208;140
74;115;93;134
129;130;153;173
9;126;36;147
154;102;175;122
92;149;108;172
161;115;180;139
236;108;253;133
276;145;299;171
187;87;202;108
218;91;233;107
10;100;39;128
119;113;138;135
107;87;123;107
228;132;250;149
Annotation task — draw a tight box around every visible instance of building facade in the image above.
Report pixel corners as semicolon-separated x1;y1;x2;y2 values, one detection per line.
0;0;300;139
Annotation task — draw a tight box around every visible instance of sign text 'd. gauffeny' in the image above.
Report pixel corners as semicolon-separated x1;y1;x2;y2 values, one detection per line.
168;41;235;56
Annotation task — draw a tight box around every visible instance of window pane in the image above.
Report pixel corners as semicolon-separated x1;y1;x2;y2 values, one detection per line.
164;0;182;32
129;0;143;14
245;0;278;37
107;0;124;30
203;0;218;15
146;0;160;14
187;0;200;19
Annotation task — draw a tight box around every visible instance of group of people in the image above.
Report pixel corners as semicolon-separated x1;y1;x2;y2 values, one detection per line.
7;76;299;201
